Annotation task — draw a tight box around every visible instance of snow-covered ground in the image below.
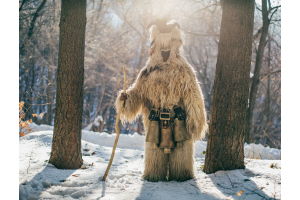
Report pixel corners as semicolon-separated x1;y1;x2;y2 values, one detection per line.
19;123;281;200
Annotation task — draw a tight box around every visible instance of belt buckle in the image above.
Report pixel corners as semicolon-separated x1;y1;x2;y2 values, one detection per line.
160;111;170;120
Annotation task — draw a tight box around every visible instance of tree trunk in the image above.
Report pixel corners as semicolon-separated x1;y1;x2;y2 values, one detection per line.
95;79;106;118
27;58;35;120
245;0;269;143
49;0;86;169
204;0;255;174
46;42;56;125
136;115;142;134
99;80;119;133
265;34;271;147
46;68;54;125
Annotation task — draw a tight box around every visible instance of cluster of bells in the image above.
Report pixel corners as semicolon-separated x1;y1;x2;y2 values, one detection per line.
146;107;190;154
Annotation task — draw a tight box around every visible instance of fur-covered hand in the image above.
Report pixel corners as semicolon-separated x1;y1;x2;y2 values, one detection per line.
120;93;127;101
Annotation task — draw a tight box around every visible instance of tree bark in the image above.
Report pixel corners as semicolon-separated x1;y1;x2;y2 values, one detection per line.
49;0;86;169
245;0;269;144
204;0;255;174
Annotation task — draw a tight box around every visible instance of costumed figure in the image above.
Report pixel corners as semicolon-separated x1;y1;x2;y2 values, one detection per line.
115;19;207;182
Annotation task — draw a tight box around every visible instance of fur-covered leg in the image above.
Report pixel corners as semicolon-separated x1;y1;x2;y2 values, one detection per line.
142;142;168;182
168;139;194;182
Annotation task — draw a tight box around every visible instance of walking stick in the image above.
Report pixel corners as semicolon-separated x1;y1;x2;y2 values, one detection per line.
102;66;127;181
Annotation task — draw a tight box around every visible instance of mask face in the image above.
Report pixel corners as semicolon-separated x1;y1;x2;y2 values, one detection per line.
161;50;170;62
147;20;184;64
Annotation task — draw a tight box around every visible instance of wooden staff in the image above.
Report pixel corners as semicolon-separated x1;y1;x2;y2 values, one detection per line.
102;66;127;181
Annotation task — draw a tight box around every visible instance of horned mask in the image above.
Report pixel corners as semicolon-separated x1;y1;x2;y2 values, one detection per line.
146;19;185;65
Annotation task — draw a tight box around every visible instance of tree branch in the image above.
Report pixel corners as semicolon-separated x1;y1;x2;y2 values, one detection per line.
260;70;281;82
20;0;47;55
19;0;28;12
183;30;219;37
271;5;281;10
269;7;280;22
255;2;262;12
253;27;262;41
267;0;271;13
191;1;218;16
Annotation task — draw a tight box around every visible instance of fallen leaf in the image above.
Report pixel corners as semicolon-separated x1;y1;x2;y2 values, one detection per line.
237;190;243;196
72;175;79;177
83;149;90;151
20;101;24;107
81;166;87;169
92;152;96;155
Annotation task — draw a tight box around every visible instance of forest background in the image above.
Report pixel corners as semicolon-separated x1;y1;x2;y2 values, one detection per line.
18;0;281;147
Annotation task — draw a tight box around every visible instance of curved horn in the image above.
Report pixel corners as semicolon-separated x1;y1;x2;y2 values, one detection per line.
146;22;157;30
173;22;180;29
167;20;180;30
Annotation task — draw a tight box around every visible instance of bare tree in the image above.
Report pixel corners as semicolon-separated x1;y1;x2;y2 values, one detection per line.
245;0;281;144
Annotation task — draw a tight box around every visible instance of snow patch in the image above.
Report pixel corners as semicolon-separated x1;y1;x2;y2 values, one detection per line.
93;115;103;127
244;143;281;160
19;129;281;200
82;131;145;150
24;123;281;160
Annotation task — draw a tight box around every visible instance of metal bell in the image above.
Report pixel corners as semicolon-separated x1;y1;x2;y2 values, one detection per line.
160;120;174;150
174;118;190;142
146;120;160;144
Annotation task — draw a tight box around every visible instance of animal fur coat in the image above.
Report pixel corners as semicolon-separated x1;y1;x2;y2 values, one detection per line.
115;21;207;182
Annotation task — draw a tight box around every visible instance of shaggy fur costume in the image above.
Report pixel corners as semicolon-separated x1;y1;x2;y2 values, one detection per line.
115;24;207;182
